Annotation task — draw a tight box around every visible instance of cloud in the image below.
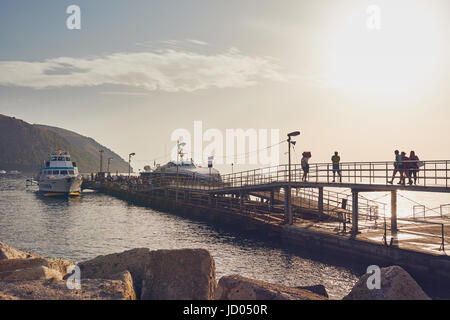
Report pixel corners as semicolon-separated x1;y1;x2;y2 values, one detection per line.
0;48;286;92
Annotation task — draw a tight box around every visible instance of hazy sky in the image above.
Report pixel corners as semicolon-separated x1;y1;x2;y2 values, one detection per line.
1;0;449;173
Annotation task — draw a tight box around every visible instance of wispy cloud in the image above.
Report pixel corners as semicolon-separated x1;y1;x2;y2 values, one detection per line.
0;47;286;92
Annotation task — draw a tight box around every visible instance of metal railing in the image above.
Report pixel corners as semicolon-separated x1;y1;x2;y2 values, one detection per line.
136;160;450;192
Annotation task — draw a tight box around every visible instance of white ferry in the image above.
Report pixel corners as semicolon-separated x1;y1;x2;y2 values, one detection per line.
35;151;83;196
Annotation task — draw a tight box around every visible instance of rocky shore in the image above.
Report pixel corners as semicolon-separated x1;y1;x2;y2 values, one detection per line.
0;242;430;300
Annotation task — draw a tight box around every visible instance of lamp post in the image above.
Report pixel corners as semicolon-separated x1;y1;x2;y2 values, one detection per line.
99;150;104;173
128;153;135;177
176;141;186;202
107;157;113;175
287;131;300;225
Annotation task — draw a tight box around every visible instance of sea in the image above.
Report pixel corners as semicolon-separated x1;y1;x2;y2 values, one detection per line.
1;175;449;299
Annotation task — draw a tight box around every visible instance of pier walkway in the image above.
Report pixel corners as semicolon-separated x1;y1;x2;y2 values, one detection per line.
82;160;450;261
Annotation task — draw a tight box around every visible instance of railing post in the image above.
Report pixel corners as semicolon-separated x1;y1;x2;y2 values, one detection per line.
391;190;398;234
351;189;359;236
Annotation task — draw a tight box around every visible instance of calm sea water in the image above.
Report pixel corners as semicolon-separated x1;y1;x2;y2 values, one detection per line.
1;176;449;299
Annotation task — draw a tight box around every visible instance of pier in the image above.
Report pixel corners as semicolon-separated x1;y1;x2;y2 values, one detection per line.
82;160;450;283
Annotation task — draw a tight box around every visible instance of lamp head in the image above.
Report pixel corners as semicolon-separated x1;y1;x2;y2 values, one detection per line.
287;131;300;137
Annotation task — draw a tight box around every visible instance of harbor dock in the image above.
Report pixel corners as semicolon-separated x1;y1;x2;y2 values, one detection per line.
82;160;450;284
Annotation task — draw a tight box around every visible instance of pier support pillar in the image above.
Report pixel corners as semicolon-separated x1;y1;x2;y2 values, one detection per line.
240;192;244;213
284;186;289;223
318;187;324;215
208;194;213;206
351;189;359;236
269;190;274;213
391;190;398;234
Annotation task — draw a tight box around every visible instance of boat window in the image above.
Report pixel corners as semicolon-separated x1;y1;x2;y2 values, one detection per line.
46;171;51;175
60;170;68;175
66;157;71;161
72;162;77;167
58;157;64;161
69;170;74;175
51;157;57;161
52;170;59;175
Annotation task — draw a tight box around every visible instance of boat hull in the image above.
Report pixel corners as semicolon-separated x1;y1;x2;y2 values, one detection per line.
38;175;83;196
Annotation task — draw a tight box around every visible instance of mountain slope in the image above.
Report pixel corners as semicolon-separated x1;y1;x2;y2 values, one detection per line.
0;114;129;173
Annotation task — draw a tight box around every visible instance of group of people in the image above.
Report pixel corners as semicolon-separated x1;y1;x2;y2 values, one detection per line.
388;150;421;186
300;150;421;185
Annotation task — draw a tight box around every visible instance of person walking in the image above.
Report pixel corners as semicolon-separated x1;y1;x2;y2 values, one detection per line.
388;150;401;184
400;151;412;185
409;151;420;185
301;152;311;182
331;151;342;183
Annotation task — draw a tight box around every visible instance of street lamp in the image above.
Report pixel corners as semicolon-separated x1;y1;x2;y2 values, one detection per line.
287;131;300;225
176;141;186;202
128;153;135;177
107;157;113;175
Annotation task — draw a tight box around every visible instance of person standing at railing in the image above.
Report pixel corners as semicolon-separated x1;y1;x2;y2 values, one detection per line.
301;152;311;182
409;151;420;185
331;151;342;183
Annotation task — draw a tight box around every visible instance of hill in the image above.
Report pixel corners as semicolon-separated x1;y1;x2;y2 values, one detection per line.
0;114;130;174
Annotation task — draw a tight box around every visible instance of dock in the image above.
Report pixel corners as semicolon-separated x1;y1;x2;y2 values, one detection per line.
82;160;450;283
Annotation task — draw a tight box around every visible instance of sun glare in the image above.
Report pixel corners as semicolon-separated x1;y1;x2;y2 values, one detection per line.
326;1;442;95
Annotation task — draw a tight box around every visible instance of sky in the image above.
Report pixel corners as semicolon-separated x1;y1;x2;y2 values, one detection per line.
0;0;449;173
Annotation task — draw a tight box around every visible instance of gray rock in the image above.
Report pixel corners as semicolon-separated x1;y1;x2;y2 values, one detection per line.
78;248;150;297
216;275;327;300
141;248;216;300
0;270;136;300
0;242;40;260
344;266;430;300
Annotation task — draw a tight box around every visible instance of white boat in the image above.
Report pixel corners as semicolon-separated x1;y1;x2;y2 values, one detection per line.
35;151;83;196
0;170;6;175
149;160;222;182
8;170;21;175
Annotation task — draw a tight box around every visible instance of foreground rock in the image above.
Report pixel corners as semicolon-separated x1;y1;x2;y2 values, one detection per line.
0;266;62;281
0;270;136;300
344;266;430;300
141;249;216;300
78;248;150;296
216;275;327;300
0;242;40;260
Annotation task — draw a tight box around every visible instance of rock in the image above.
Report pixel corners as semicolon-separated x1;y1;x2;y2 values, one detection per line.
295;285;329;298
141;248;216;300
0;257;75;278
0;258;48;273
343;266;430;300
0;242;40;260
78;248;150;296
0;270;136;300
0;266;63;281
216;275;327;300
45;258;75;277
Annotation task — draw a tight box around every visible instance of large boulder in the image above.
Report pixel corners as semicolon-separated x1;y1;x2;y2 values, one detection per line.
296;285;329;298
0;242;40;260
0;266;63;281
0;270;136;300
78;248;150;296
343;266;430;300
216;275;327;300
141;248;216;300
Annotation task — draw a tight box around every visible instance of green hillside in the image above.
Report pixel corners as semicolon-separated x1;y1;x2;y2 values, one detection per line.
0;114;130;174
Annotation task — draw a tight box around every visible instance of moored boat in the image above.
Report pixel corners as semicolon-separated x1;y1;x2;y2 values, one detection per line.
36;151;83;196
